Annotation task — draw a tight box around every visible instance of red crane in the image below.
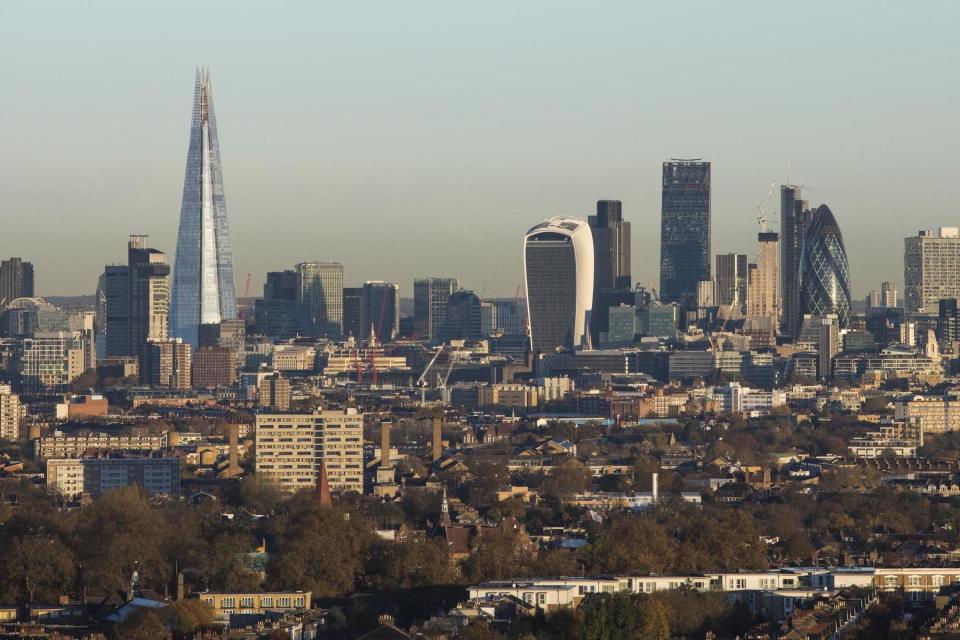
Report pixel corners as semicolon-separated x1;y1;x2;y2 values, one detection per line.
239;273;253;321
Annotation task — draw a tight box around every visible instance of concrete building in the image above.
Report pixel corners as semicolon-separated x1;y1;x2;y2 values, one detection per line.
18;332;91;393
144;339;192;389
255;408;364;494
478;384;539;409
37;431;168;459
192;346;236;388
895;394;960;433
0;385;22;441
747;231;779;321
272;345;316;372
258;374;291;411
47;455;180;499
296;261;344;338
0;258;35;307
103;237;170;360
905;227;960;314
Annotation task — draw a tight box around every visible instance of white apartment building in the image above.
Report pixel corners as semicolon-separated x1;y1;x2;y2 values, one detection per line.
905;227;960;314
37;431;168;459
255;408;363;494
0;385;22;441
47;456;180;499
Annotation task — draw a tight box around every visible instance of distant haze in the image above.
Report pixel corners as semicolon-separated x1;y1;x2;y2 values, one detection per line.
2;1;958;299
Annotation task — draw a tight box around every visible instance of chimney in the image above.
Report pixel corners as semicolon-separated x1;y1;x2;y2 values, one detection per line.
176;571;185;601
432;418;443;461
381;421;392;468
228;425;239;474
651;472;659;502
317;461;332;507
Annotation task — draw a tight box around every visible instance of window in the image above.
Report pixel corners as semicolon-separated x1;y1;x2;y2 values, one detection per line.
278;597;291;608
261;597;273;608
538;593;546;605
221;598;235;609
884;576;898;587
295;596;305;607
909;575;921;587
240;597;253;608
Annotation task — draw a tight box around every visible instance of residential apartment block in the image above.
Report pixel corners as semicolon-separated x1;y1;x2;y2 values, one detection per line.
46;456;180;499
255;409;363;494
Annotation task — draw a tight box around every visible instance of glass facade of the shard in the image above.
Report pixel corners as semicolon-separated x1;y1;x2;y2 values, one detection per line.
170;68;238;347
799;205;851;328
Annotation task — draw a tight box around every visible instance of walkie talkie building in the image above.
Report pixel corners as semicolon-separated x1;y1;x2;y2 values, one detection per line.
170;68;238;347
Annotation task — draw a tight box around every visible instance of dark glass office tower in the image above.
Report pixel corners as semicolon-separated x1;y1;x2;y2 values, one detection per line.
780;184;810;337
444;290;482;341
659;160;710;307
798;205;851;328
588;200;632;344
413;277;459;343
361;282;399;341
170;68;238;347
342;287;363;338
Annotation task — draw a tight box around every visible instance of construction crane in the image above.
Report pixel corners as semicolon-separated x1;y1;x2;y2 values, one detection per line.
756;181;776;232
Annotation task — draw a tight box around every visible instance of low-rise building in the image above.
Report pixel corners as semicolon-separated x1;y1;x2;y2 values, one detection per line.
197;591;311;624
46;455;180;498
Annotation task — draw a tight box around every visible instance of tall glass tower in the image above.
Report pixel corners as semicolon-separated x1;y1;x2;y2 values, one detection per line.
659;160;710;308
170;68;238;347
798;205;851;328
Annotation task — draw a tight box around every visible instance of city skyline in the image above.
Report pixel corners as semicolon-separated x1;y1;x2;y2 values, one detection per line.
3;2;960;299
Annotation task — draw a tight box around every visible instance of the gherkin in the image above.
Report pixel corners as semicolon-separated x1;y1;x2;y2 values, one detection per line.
170;68;238;347
798;204;851;327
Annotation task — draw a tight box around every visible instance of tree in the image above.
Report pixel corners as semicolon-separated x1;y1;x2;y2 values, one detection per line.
462;526;534;582
586;516;677;574
266;495;371;597
634;596;671;640
163;599;214;636
114;608;170;640
2;535;76;603
581;592;636;640
364;537;455;590
540;460;591;499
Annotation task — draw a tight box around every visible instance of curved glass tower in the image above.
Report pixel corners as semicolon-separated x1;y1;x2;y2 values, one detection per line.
798;204;851;327
170;68;238;347
524;217;594;352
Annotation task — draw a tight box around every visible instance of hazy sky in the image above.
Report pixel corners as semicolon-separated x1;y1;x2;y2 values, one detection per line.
2;1;958;299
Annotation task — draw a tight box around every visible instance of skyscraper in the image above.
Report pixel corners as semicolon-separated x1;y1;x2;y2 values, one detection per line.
588;200;632;344
296;262;344;337
798;205;851;328
714;253;748;314
659;160;710;307
523;217;594;352
0;258;35;307
104;236;170;359
413;277;459;343
444;290;482;341
780;184;810;337
361;282;399;341
747;231;779;320
342;287;363;338
170;68;238;348
881;281;898;308
904;228;960;314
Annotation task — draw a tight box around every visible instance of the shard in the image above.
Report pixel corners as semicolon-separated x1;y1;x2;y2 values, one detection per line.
170;68;238;347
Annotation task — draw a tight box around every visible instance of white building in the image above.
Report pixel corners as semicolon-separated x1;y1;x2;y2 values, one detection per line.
0;385;22;441
47;456;180;499
904;227;960;314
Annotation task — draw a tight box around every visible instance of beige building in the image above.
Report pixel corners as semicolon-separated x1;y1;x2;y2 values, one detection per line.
747;231;779;321
198;591;311;623
255;409;363;494
258;374;291;411
272;345;317;372
145;339;192;389
37;431;168;459
478;384;539;409
904;227;960;314
0;385;22;441
895;395;960;433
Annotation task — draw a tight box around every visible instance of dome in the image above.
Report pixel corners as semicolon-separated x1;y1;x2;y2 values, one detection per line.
798;205;851;327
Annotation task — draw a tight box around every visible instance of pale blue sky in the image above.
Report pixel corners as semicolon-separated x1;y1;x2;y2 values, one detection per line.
1;1;958;298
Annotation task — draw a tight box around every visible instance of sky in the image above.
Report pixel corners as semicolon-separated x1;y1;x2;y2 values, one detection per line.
1;1;958;299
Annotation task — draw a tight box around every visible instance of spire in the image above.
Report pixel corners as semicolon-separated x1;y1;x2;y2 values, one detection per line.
317;461;332;507
440;486;451;527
